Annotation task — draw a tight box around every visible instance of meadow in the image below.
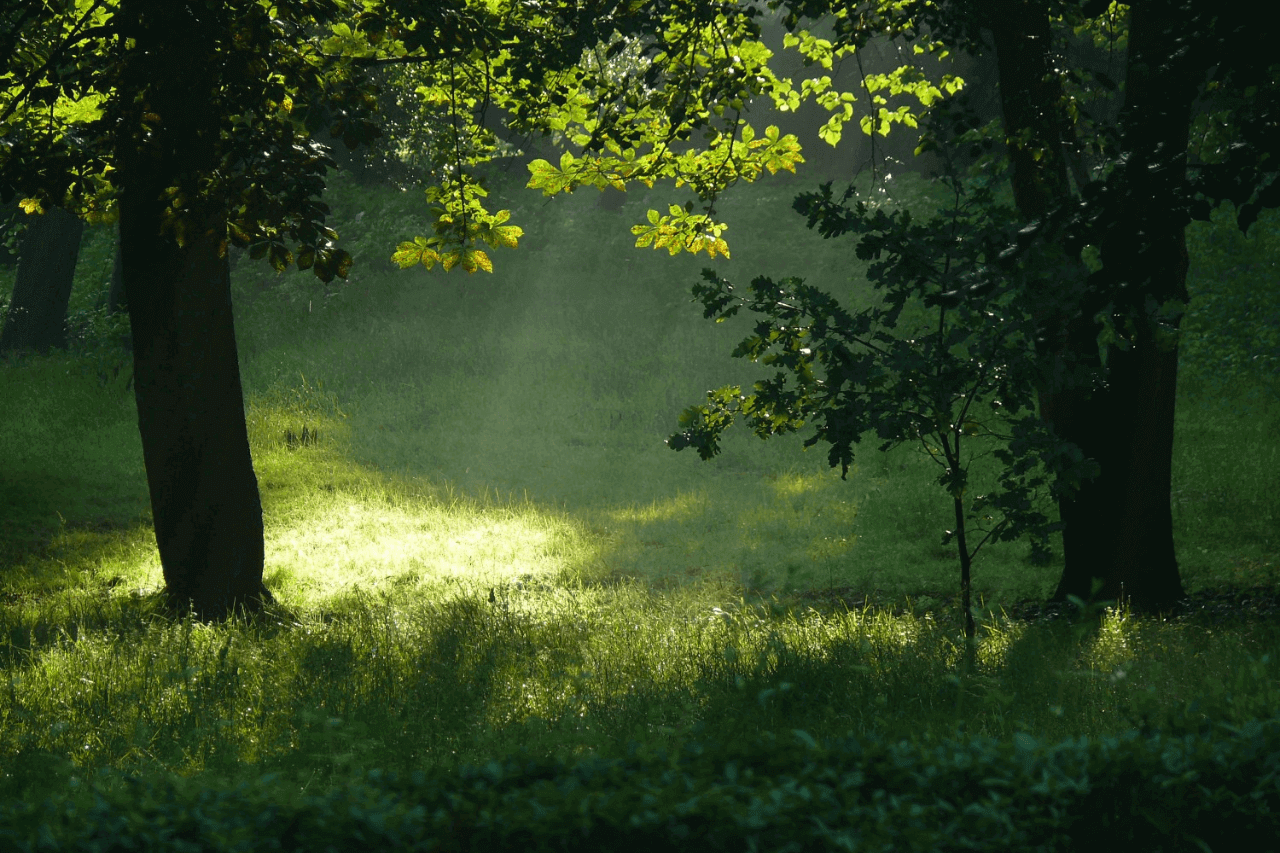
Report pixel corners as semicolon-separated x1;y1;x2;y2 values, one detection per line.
1;166;1277;797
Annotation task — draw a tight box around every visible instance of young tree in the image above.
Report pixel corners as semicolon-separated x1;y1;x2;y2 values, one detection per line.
668;0;1278;613
669;173;1078;640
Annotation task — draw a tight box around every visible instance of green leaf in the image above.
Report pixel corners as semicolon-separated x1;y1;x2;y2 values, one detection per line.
476;211;522;250
331;248;353;279
526;159;571;196
392;238;439;270
228;222;251;247
459;248;492;274
268;243;292;273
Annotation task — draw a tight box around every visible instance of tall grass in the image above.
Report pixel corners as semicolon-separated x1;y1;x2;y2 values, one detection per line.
1;168;1277;794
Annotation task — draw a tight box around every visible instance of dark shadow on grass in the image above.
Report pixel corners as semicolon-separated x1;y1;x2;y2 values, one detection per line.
0;414;151;591
0;583;171;668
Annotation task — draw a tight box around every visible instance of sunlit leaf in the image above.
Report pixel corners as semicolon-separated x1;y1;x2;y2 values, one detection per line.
392;238;439;270
460;248;492;273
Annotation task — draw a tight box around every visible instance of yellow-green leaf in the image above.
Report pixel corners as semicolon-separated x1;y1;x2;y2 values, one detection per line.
392;239;440;270
460;248;492;273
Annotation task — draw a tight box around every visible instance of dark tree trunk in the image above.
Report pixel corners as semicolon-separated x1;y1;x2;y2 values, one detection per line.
116;0;270;619
987;5;1072;220
1048;293;1185;611
1049;1;1193;611
120;203;269;619
0;205;83;355
989;1;1188;611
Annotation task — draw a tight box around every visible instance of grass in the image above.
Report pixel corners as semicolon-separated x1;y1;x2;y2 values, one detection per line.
1;167;1278;796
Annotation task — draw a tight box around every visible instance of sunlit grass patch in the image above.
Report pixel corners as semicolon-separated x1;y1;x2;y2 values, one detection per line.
262;484;583;603
245;370;350;452
246;380;590;607
4;554;1280;793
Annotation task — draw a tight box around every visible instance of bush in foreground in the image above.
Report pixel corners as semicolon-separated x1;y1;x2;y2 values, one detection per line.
3;713;1277;852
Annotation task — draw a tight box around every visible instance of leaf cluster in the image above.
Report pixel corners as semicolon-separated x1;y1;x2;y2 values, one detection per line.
1;1;978;280
1;0;371;281
504;6;811;262
392;180;522;273
515;0;971;259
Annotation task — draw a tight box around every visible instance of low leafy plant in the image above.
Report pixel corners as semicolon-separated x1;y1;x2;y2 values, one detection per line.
5;718;1280;852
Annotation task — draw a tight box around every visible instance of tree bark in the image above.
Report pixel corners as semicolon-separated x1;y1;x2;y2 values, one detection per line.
120;204;270;619
987;5;1071;221
0;205;83;355
989;1;1188;611
116;0;270;619
1049;1;1193;610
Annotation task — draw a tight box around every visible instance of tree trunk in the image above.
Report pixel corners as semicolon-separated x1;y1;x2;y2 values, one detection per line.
989;2;1188;611
987;5;1071;221
1048;293;1185;611
0;205;83;355
116;0;270;619
1049;1;1193;611
120;200;271;619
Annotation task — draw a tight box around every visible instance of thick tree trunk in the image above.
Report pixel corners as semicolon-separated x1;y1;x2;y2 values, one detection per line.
1048;295;1185;610
990;2;1188;611
120;199;270;619
117;0;270;619
987;6;1071;221
0;205;83;355
1049;1;1193;610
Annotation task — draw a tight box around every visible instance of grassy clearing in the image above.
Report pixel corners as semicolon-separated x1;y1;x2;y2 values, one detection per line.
1;169;1278;794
